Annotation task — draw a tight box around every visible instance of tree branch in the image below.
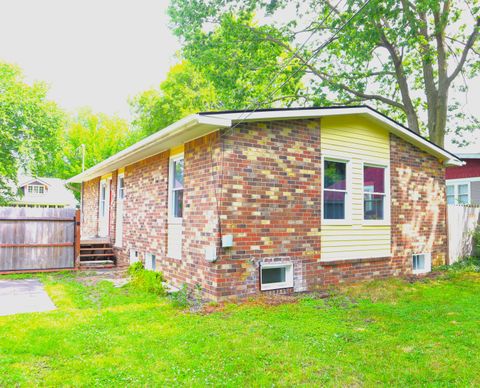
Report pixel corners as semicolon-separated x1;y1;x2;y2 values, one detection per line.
447;16;480;85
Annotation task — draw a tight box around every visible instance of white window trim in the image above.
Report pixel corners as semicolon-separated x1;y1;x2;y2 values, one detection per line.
27;184;46;196
362;161;391;226
129;249;139;264
321;155;352;225
99;181;107;218
117;173;125;200
260;262;294;291
168;153;184;224
446;180;471;205
412;252;432;275
145;252;156;271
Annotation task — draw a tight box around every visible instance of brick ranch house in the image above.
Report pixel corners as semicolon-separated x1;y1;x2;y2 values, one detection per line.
68;106;462;300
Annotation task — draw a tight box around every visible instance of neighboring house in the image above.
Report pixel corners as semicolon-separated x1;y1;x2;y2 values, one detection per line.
9;175;78;209
446;153;480;205
68;106;462;300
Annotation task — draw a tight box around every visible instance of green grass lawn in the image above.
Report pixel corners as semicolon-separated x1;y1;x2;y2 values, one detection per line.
1;270;480;386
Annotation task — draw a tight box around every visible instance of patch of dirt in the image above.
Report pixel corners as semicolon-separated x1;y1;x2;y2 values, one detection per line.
76;269;130;287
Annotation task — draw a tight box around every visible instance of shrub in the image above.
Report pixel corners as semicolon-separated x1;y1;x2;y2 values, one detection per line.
128;262;166;296
436;256;480;274
473;227;480;257
128;261;144;275
169;284;190;308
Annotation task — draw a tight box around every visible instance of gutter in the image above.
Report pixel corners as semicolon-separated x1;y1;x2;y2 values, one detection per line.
67;114;231;183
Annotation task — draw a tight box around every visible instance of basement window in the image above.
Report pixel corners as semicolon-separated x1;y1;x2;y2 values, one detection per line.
412;253;431;275
129;250;139;265
260;263;293;291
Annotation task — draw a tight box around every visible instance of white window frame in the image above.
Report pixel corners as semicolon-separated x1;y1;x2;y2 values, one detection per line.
117;173;125;200
362;162;391;226
168;153;184;223
145;252;156;271
27;184;46;195
99;181;107;218
446;180;471;205
129;249;139;265
412;253;432;275
260;262;294;291
321;155;352;225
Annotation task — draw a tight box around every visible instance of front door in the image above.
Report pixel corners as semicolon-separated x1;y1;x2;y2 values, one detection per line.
98;178;111;237
115;173;125;246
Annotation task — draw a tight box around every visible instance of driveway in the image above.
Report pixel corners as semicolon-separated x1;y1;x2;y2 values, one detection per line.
0;279;56;316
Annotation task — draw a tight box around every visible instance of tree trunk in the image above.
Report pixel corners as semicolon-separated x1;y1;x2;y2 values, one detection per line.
430;89;448;148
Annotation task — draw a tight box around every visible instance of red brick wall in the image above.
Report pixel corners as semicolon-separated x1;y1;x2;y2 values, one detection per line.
84;132;223;293
81;177;100;238
214;119;323;299
115;151;170;269
390;133;447;267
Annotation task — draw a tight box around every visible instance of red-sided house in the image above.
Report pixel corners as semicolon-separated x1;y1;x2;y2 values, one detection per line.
68;106;462;300
446;153;480;205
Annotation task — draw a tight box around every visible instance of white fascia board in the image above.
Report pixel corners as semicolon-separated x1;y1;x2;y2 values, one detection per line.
68;115;231;183
202;106;463;166
446;177;480;184
455;153;480;159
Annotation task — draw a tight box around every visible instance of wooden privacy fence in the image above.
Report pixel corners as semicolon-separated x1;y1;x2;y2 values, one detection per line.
0;207;80;272
448;204;480;264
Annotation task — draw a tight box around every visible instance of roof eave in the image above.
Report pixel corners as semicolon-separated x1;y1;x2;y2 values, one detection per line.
68;114;232;183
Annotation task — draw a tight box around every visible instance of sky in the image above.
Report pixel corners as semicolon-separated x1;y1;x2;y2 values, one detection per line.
0;0;477;153
0;0;180;118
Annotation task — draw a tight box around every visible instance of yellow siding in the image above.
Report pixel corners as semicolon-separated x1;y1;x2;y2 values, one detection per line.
321;116;391;260
170;145;184;156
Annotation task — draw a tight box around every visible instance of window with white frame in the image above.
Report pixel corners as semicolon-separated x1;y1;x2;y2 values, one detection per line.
145;253;156;271
323;159;348;220
169;155;184;219
412;253;431;274
129;249;139;265
99;182;107;217
118;175;125;200
363;165;387;220
260;263;293;291
446;183;469;204
27;184;46;195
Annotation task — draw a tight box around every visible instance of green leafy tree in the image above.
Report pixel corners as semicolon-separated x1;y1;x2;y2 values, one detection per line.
49;108;138;181
131;17;306;137
130;61;218;136
169;0;479;147
0;62;64;204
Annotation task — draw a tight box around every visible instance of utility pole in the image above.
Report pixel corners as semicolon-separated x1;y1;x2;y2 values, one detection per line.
81;144;85;172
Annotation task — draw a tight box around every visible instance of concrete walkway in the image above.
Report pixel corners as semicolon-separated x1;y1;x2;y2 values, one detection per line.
0;279;56;316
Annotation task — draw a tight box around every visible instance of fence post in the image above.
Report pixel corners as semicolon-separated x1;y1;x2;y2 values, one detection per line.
74;209;81;268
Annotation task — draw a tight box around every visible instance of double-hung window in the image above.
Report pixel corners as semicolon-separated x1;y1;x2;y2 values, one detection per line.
323;159;348;220
446;183;469;204
169;155;184;219
118;175;125;200
363;165;387;220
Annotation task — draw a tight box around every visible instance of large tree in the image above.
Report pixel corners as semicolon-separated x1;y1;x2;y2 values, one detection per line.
131;17;306;136
48;108;138;181
0;62;64;204
169;0;479;147
130;61;218;137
